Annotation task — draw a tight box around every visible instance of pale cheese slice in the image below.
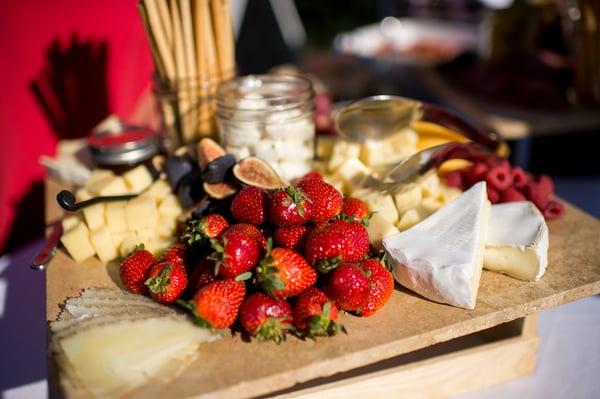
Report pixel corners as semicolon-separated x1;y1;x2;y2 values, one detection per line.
484;201;549;281
383;182;490;309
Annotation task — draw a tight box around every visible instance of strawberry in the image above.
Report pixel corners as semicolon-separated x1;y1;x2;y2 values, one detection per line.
144;261;188;304
160;242;188;265
341;197;370;225
300;171;323;181
269;186;311;226
304;220;370;272
119;245;155;294
485;165;513;191
273;225;312;251
239;292;293;343
293;287;342;337
256;244;317;298
500;187;526;202
188;256;218;292
210;228;261;278
296;179;343;223
225;223;268;251
181;279;246;329
231;186;269;225
183;214;229;245
324;263;369;311
356;258;394;317
543;200;565;219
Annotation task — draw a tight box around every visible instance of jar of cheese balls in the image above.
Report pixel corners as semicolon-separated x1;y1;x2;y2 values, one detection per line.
215;74;315;181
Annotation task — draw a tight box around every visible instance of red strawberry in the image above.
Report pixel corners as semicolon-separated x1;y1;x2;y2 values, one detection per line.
445;170;464;190
161;242;188;264
273;225;312;251
543;200;565;219
296;179;343;223
356;258;394;317
225;223;268;251
183;214;229;245
341;197;370;225
487;186;500;204
300;171;323;181
239;292;293;343
119;245;155;294
500;187;526;202
269;186;311;226
304;220;370;272
485;165;513;191
182;279;246;329
144;261;188;304
511;167;529;190
463;162;488;186
324;263;369;311
293;287;342;337
231;186;269;225
189;256;218;292
210;228;261;278
256;245;317;298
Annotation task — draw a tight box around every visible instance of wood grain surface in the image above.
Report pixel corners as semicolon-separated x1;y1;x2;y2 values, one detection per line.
45;179;600;399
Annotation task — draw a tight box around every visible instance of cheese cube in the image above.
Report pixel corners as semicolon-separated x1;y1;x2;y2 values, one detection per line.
438;186;462;204
421;197;445;214
126;196;159;231
76;188;92;201
123;165;154;193
419;172;440;198
327;140;361;172
353;188;399;224
367;213;400;250
111;231;131;249
84;169;114;192
159;194;183;217
88;176;129;196
60;222;96;263
90;226;119;263
393;184;422;215
120;236;145;258
333;158;371;193
62;215;81;232
324;175;345;194
145;180;172;203
316;135;336;160
147;237;175;256
157;215;178;238
359;130;418;167
135;228;156;240
83;203;106;231
105;201;128;233
397;208;423;231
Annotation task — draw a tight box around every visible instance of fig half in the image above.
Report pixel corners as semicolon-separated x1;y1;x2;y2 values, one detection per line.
201;154;236;184
233;156;282;190
197;138;226;169
203;181;238;199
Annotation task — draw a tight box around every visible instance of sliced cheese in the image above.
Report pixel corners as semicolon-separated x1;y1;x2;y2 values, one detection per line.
484;201;549;281
383;182;490;309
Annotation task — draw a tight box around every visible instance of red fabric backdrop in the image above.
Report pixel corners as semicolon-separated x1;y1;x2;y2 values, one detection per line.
0;1;153;251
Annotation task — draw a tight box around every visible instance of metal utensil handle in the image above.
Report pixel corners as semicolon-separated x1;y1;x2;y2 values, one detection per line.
56;190;138;212
31;222;64;271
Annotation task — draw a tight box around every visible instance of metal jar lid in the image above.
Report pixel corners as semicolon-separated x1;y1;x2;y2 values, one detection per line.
87;125;160;166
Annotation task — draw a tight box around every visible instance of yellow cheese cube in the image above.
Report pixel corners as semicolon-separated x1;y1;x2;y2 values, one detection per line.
135;228;156;240
316;135;336;160
62;215;81;232
105;201;128;233
88;176;129;196
147;237;175;257
393;184;422;215
421;197;445;214
120;236;146;258
126;196;159;231
111;231;131;249
333;158;371;193
157;215;178;238
438;185;462;204
158;195;182;217
353;188;399;224
84;169;114;192
327;140;361;172
76;188;92;201
367;213;400;251
60;222;96;263
145;179;172;203
324;175;345;194
83;203;106;231
123;165;154;193
359;130;418;167
89;226;119;263
397;208;423;231
419;172;440;198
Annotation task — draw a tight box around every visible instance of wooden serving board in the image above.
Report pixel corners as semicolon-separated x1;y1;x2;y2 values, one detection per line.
45;179;600;398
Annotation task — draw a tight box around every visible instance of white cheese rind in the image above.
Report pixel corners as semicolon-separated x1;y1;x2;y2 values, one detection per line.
383;182;490;309
484;201;549;281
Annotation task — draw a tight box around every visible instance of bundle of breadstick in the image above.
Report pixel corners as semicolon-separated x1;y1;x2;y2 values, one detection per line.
138;0;235;145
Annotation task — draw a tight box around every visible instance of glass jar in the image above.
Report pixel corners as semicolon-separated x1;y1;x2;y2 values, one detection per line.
216;74;316;181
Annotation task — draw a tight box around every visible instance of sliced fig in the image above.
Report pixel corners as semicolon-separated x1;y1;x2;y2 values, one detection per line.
203;181;238;199
178;171;204;209
165;155;195;190
201;154;236;184
233;156;282;190
197;138;226;169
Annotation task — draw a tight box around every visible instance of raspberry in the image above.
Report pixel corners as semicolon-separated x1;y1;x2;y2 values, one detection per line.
500;187;526;202
487;186;500;203
524;175;554;210
485;166;513;191
511;167;529;190
537;174;554;196
463;162;488;186
444;170;464;190
543;200;564;219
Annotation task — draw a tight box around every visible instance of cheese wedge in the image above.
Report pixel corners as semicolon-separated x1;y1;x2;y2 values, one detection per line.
484;201;549;281
383;182;490;309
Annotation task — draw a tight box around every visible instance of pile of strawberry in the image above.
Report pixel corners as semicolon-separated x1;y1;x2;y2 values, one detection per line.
445;157;564;219
119;175;394;342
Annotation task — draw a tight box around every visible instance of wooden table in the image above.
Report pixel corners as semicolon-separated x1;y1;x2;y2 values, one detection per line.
45;179;600;398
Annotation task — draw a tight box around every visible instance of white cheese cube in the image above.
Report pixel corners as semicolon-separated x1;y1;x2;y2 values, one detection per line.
158;195;182;217
60;222;96;263
62;215;82;232
84;169;114;192
397;209;422;231
421;197;445;214
438;185;462;204
393;184;422;215
105;201;128;233
145;180;172;203
333;158;371;193
324;175;345;194
88;176;129;196
90;226;119;263
83;203;106;231
126;196;159;231
111;231;131;249
123;165;154;193
120;236;146;258
157;215;178;238
353;188;399;224
359;130;418;167
419;172;440;198
367;213;400;251
135;228;156;241
76;188;92;201
327;140;361;172
316;135;336;160
147;237;175;256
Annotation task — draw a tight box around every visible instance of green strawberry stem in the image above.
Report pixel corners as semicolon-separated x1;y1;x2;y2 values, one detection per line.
175;299;215;330
255;260;285;297
256;317;290;344
284;185;308;216
315;256;342;273
144;263;172;294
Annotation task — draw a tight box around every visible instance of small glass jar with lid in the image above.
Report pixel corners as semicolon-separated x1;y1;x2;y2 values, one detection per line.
215;74;316;181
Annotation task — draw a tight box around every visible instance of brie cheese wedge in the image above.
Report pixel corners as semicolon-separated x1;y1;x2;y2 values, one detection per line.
383;182;490;309
484;201;549;281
